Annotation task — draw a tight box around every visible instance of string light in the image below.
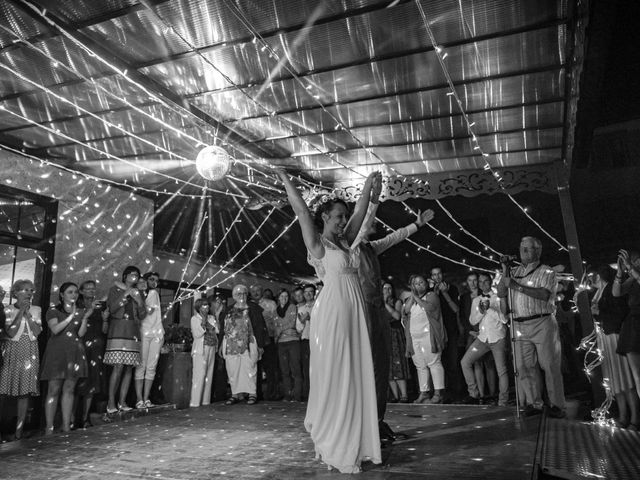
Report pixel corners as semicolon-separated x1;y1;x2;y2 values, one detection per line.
179;205;248;294
435;199;504;258
176;207;277;302
401;201;499;265
413;0;568;252
172;213;208;305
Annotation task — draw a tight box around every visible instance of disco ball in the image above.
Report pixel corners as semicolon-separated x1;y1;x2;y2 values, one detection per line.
195;145;232;181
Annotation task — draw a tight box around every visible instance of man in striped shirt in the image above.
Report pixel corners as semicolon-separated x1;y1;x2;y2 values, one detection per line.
497;236;566;418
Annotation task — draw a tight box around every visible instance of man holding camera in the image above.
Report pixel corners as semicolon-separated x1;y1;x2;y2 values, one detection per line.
497;236;565;418
461;273;509;406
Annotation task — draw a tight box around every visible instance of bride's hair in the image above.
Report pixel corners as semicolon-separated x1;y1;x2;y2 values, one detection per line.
312;198;349;230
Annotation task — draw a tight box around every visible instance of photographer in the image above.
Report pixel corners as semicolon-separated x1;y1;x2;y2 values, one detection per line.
460;273;509;406
497;236;565;418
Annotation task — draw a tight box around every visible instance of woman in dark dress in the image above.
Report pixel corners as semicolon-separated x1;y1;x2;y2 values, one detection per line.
383;282;409;402
40;282;89;434
75;280;108;427
104;266;147;413
613;249;640;407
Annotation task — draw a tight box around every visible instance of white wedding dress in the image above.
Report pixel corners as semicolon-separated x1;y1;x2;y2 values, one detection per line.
305;237;381;473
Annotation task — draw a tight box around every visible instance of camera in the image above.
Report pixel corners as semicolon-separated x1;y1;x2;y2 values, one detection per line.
500;254;517;266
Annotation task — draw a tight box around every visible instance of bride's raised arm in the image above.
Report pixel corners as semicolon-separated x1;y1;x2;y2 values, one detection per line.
343;171;380;245
275;169;324;259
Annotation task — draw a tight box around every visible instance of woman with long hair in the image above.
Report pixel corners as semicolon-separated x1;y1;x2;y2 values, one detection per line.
75;280;109;428
104;265;147;414
275;168;380;473
40;282;89;433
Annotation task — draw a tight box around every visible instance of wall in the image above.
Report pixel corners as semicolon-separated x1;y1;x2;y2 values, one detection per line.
2;151;154;306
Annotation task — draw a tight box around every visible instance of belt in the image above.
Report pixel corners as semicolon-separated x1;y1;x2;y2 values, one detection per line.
513;313;551;322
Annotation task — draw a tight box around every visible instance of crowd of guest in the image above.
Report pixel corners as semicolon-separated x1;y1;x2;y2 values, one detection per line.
1;244;639;440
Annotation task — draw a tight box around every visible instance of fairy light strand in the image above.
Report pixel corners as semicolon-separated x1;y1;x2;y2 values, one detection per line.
179;205;249;294
172;213;208;305
413;0;568;252
435;199;505;257
176;207;278;302
401;201;500;265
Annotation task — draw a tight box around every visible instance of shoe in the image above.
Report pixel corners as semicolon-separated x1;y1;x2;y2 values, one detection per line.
522;405;543;417
413;392;431;404
482;397;497;406
225;397;240;405
106;406;119;415
135;400;146;409
81;418;93;429
427;394;442;404
399;396;409;403
247;396;257;405
460;395;480;405
547;405;566;419
118;403;133;412
144;400;155;408
627;423;639;432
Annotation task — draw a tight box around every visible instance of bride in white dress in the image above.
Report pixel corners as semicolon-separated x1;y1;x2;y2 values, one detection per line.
276;169;381;474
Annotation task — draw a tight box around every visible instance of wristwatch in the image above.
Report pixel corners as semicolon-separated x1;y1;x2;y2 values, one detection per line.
517;285;524;293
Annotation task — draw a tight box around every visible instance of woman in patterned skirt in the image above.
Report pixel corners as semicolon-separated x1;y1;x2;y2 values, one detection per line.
0;280;42;439
40;282;89;434
104;266;147;414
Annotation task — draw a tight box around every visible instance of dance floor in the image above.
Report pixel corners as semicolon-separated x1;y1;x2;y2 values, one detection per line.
0;402;541;479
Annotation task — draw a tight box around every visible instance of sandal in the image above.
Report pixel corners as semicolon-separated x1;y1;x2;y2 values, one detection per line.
247;396;257;405
225;397;240;405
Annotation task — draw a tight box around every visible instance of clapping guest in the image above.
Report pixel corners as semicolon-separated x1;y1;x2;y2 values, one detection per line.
405;274;447;404
274;289;303;402
612;249;640;405
75;280;109;428
0;280;42;440
592;265;638;429
190;298;219;407
135;272;164;409
104;266;147;414
460;273;509;406
383;282;409;403
41;282;89;434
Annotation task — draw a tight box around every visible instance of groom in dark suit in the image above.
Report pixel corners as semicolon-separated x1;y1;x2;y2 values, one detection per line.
354;178;434;444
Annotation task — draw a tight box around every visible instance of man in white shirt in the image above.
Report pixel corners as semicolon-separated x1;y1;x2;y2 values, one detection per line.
295;284;315;400
460;273;509;406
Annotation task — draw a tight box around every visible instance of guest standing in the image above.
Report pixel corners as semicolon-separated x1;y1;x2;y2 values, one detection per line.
383;282;410;403
221;284;264;405
592;264;638;429
41;282;89;433
274;289;303;402
104;266;147;414
613;249;640;407
296;284;316;400
76;280;108;428
405;274;447;404
190;298;219;407
0;280;41;439
135;272;164;409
